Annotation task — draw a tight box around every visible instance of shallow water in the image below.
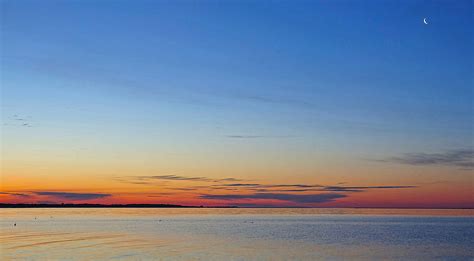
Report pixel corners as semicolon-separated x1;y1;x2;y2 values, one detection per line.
1;208;473;260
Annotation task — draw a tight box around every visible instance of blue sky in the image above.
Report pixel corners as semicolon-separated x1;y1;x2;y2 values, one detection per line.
3;0;472;150
1;0;472;207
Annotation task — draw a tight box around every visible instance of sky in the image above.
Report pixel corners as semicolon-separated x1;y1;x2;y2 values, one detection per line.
1;0;472;208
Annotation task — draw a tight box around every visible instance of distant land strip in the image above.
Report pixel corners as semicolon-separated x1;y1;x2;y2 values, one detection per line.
0;203;238;208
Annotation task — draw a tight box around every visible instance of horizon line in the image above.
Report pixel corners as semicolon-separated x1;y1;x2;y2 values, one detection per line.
1;203;472;210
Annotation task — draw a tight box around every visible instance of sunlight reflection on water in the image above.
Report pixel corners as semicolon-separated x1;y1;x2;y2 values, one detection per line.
1;208;473;260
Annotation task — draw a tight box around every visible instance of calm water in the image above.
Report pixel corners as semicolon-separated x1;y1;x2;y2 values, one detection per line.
1;208;473;260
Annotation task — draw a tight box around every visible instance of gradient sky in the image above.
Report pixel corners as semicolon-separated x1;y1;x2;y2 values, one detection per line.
1;0;472;208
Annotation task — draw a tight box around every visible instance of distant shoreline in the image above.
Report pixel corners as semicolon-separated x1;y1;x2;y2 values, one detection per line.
0;203;237;208
0;203;472;209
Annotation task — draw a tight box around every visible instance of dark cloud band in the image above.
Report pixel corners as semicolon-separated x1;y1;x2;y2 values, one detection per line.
380;149;473;169
201;193;346;204
34;191;111;200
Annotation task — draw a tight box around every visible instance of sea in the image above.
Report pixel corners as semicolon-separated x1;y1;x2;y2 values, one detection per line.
1;208;473;260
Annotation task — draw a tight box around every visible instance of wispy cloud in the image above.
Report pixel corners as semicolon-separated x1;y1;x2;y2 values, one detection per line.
322;185;416;192
228;92;315;108
141;175;212;181
226;135;265;139
116;175;246;185
2;191;111;201
36;201;57;204
211;183;416;192
225;135;295;139
201;193;346;204
0;192;31;198
3;114;33;127
34;191;111;200
212;183;322;189
215;183;262;187
379;149;474;169
217;178;244;182
167;187;202;191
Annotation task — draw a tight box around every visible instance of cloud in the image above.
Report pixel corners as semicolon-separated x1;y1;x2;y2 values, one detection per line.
225;135;295;139
34;192;111;200
168;187;201;191
147;193;175;197
200;193;346;204
213;183;322;188
215;183;261;187
266;184;321;188
381;149;474;169
322;185;416;192
126;181;153;185
228;92;315;108
254;189;314;192
212;183;416;192
36;201;57;204
141;175;211;181
226;135;265;139
0;192;31;198
118;175;245;184
217;178;244;182
3;114;33;127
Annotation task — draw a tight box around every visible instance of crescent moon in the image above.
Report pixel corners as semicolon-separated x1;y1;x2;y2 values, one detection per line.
423;18;428;25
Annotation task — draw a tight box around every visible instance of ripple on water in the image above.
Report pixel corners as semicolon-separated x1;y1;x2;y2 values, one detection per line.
1;209;473;260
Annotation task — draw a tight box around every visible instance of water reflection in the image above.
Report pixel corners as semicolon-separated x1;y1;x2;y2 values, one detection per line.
1;208;473;260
